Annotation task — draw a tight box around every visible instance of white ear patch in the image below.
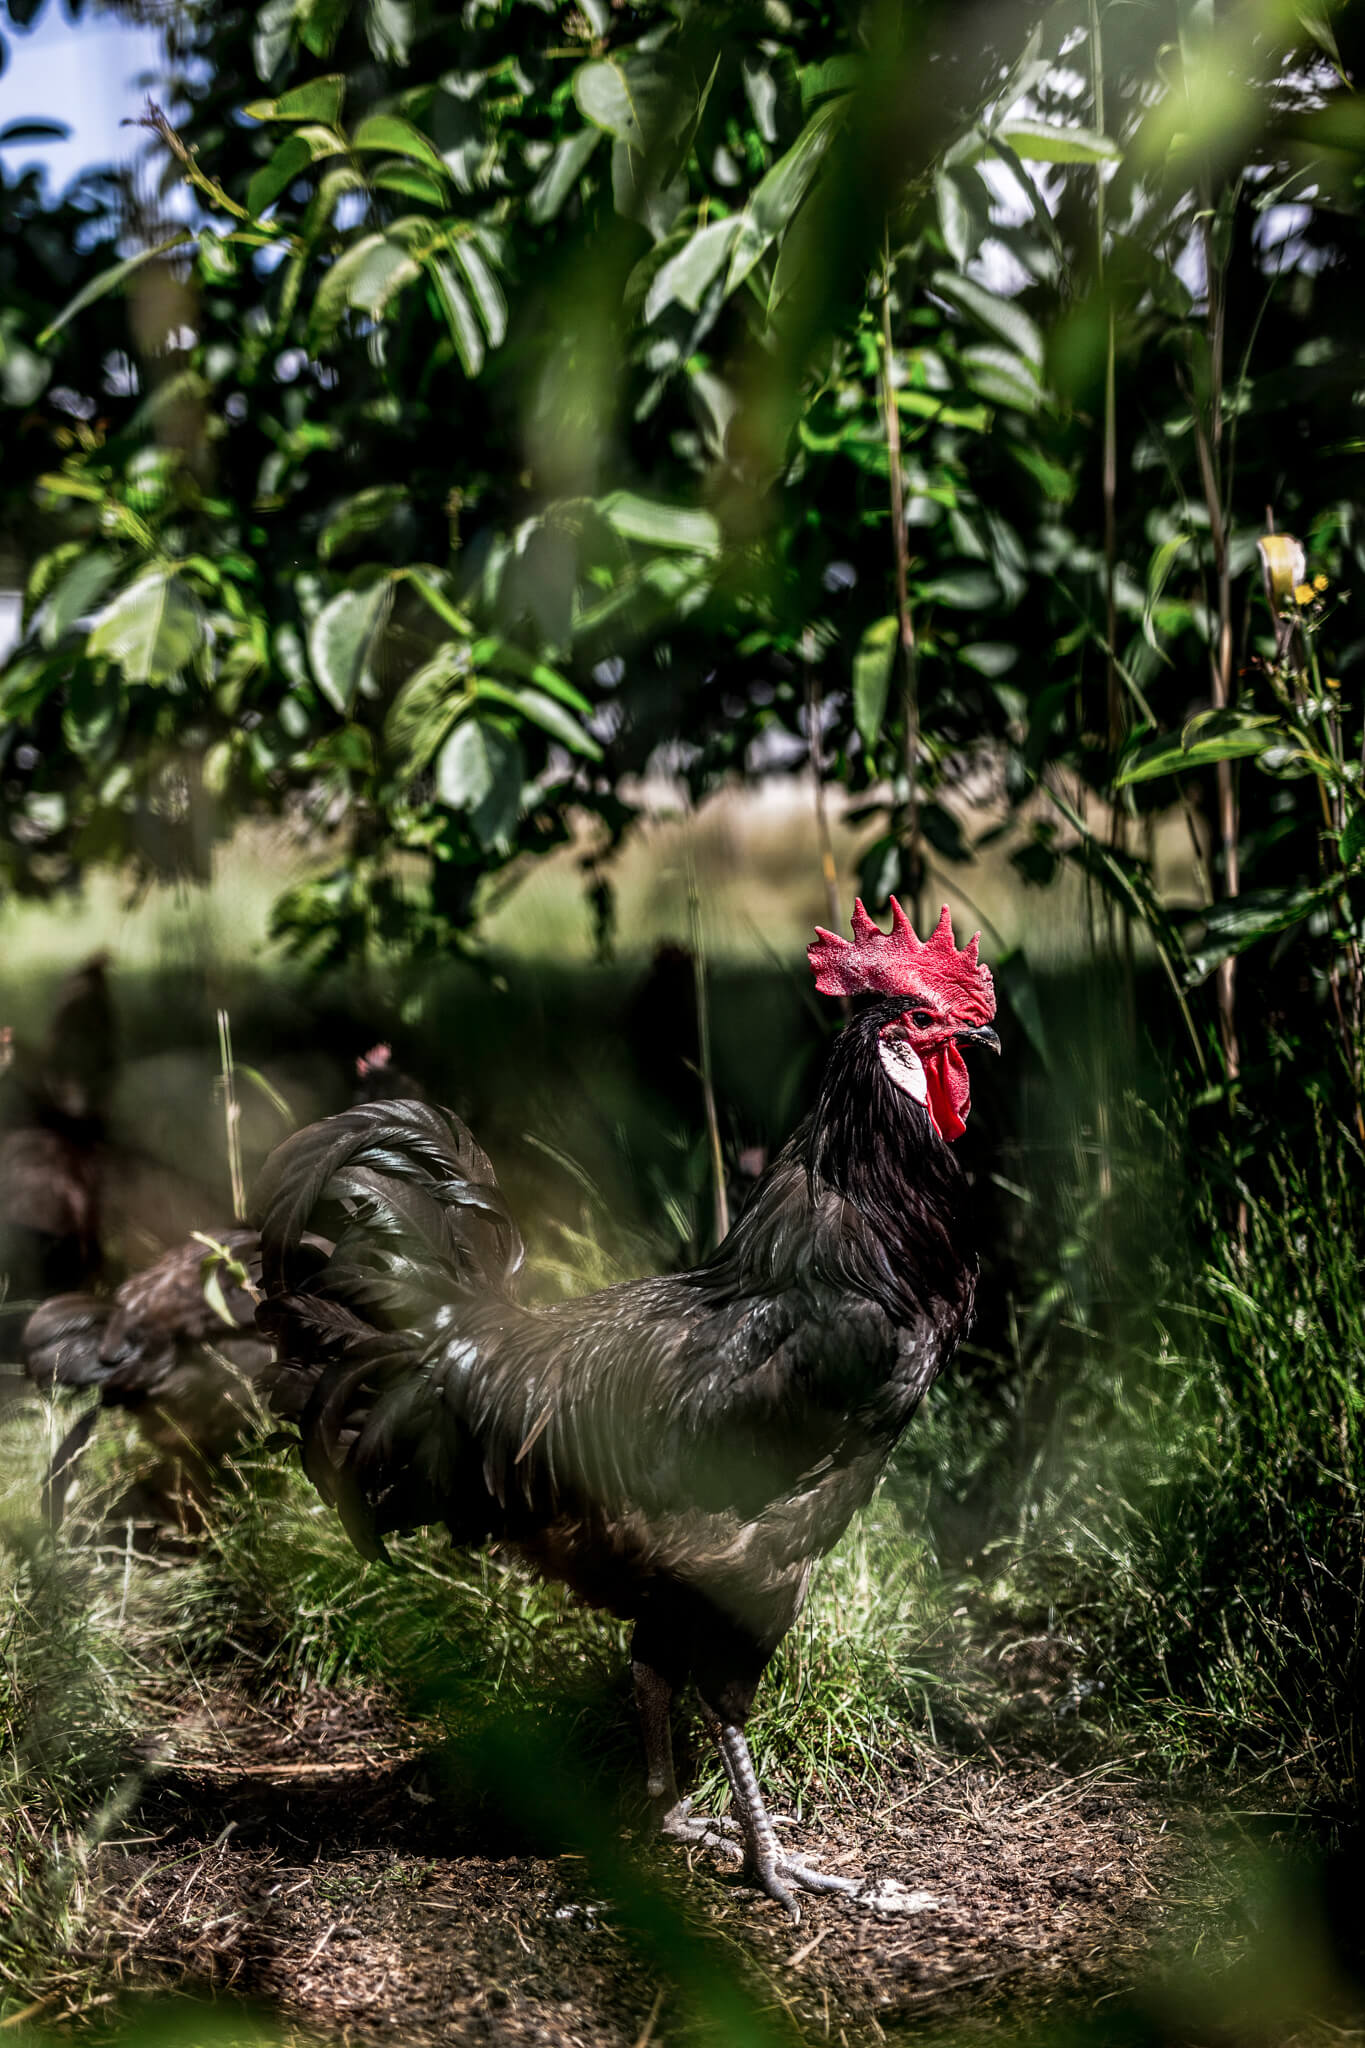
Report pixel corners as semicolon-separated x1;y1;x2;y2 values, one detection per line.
878;1031;929;1105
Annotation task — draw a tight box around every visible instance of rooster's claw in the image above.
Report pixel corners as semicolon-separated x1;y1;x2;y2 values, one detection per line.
744;1850;859;1923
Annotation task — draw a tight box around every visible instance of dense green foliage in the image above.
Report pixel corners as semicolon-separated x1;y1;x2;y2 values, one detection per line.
2;0;1363;1093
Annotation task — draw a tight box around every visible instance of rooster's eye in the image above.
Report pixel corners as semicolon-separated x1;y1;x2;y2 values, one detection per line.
910;1010;934;1030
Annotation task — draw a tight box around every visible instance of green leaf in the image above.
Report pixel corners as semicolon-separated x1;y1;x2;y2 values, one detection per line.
366;0;413;63
527;128;602;224
37;231;192;346
309;232;386;342
959;344;1042;413
299;0;348;56
959;643;1018;678
644;216;742;321
370;162;447;205
726;94;848;293
244;75;345;124
477;681;602;758
428;255;484;375
386;646;468;770
573;58;648;149
935;166;989;268
351;112;448;175
40;550;120;649
437;717;524;847
598;492;720;553
930;270;1044;372
853;615;897;750
1186;881;1339;981
247;127;345;216
319;485;408;562
997;119;1119;164
308;579;392;714
1142;533;1190;655
919;568;1000;609
1340;807;1365;868
451;238;507;347
1117;711;1280;787
88;570;204;684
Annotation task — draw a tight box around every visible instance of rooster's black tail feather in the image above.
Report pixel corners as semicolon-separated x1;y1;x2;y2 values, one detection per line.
253;1098;523;1558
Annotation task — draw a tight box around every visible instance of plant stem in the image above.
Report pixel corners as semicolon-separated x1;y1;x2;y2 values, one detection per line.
878;234;921;927
1194;185;1241;1084
804;652;843;940
217;1008;246;1224
686;857;728;1249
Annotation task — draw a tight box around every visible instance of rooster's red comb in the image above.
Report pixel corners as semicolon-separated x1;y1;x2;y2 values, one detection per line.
356;1042;393;1077
807;900;994;1019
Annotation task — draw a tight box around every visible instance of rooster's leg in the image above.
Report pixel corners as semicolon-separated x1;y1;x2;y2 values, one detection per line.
632;1656;682;1818
633;1643;740;1853
710;1718;859;1922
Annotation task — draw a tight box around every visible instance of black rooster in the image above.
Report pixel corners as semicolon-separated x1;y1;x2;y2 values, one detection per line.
254;905;998;1917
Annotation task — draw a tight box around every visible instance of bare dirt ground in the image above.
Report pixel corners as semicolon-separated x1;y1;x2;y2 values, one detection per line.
33;1683;1303;2048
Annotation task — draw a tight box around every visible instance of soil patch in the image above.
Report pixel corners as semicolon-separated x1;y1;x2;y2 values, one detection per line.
53;1686;1257;2045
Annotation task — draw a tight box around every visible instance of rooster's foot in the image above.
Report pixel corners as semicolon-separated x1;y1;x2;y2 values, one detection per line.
743;1847;859;1921
660;1798;743;1858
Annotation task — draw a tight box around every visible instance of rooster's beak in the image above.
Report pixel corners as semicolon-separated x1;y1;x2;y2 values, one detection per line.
955;1024;1001;1055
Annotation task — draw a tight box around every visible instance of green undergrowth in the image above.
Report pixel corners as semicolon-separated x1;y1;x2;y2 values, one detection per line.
4;1108;1365;2022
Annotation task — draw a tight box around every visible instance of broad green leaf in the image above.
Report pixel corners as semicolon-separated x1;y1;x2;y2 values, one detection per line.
527;128;602;224
1143;533;1190;654
366;0;413;64
959;642;1018;677
244;75;345;124
474;642;592;715
437;717;523;847
644;216;742;320
386;647;468;769
726;94;848;293
351;113;447;175
959;344;1042;413
853;615;897;750
799;55;863;107
998;119;1119;164
1340;807;1365;868
247;127;345;217
477;680;602;758
300;0;348;57
309;232;386;341
919;568;1000;609
930;271;1044;372
935;166;988;268
308;579;391;714
319;485;408;562
452;238;507;346
1186;880;1339;981
598;492;720;553
1294;0;1345;72
1117;711;1280;787
37;231;192;346
428;255;484;375
40;550;120;649
371;162;447;205
88;570;204;684
573;58;646;149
